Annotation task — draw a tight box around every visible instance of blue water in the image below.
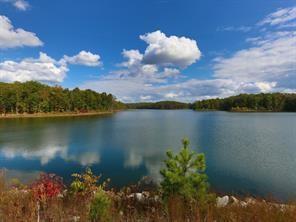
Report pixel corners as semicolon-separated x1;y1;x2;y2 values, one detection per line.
0;110;296;200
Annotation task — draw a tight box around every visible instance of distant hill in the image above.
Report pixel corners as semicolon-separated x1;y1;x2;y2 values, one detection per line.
126;101;191;110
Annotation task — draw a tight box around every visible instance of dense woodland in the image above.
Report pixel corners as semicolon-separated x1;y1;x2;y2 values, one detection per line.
192;93;296;112
0;81;125;114
127;101;190;109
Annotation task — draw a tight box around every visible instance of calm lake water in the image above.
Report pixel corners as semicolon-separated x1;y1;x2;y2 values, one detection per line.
1;110;296;200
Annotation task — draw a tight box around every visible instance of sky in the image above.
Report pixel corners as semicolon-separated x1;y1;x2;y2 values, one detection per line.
0;0;295;102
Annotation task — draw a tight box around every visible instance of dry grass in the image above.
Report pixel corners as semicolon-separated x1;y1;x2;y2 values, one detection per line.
212;201;296;222
0;190;37;222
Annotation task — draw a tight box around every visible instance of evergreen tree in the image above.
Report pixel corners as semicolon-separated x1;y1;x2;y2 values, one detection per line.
160;138;209;202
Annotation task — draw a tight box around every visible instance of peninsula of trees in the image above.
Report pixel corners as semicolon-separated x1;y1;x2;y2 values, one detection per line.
192;93;296;112
128;93;296;112
0;81;125;115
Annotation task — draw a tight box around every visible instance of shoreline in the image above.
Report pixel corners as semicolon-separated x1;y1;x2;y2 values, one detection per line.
0;111;118;119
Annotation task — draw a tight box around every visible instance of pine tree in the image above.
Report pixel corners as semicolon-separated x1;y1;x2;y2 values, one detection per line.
160;138;209;202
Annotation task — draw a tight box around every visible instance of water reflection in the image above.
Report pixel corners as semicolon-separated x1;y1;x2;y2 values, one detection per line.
0;118;102;166
1;168;41;184
0;111;296;200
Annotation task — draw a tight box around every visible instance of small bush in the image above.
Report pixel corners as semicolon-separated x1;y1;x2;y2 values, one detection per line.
70;167;101;196
68;168;111;221
30;173;64;203
89;188;112;221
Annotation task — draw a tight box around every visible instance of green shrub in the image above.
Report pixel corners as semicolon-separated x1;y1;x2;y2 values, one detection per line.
160;138;210;203
70;167;101;195
89;188;112;222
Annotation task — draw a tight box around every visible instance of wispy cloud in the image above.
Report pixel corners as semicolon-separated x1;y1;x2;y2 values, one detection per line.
0;0;30;11
257;6;296;27
214;6;296;95
217;26;252;32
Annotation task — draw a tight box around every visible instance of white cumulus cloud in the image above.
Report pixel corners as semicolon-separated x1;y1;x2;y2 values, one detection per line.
0;15;42;48
0;52;68;83
116;49;158;78
0;49;103;83
140;30;201;68
62;50;102;67
160;68;180;78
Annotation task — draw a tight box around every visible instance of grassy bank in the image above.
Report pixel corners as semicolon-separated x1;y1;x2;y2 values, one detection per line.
1;169;295;222
0;111;121;119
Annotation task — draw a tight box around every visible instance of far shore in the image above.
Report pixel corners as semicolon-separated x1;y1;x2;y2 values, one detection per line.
0;111;118;119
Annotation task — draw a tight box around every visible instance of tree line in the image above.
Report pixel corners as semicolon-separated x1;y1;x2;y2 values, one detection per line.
1;82;296;114
0;81;125;114
192;93;296;112
127;101;190;109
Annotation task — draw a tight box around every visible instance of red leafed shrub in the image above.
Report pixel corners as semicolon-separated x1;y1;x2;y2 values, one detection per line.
31;173;65;202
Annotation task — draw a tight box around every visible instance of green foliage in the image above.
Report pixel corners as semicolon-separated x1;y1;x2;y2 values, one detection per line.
69;168;112;221
89;188;112;222
193;93;296;112
0;81;124;114
70;168;102;195
160;138;209;202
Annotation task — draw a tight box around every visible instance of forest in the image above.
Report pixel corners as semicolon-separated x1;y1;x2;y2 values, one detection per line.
192;93;296;112
0;81;125;114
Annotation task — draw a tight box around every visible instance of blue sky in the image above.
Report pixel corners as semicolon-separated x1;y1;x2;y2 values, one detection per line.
0;0;295;102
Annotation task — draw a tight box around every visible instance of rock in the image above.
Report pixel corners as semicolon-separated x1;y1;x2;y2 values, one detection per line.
216;195;229;207
73;216;80;222
240;201;247;207
127;192;145;202
230;196;239;205
142;191;150;197
135;193;145;202
153;195;160;202
245;198;256;205
127;194;134;199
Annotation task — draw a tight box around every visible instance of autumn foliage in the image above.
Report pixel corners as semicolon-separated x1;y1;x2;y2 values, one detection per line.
30;173;64;202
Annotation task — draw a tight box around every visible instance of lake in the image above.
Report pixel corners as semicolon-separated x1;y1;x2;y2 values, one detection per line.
0;110;296;201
